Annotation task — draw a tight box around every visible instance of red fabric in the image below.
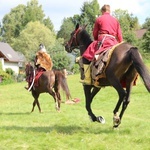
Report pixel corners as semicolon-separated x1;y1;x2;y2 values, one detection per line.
93;12;123;42
121;75;138;88
82;12;123;61
34;69;44;86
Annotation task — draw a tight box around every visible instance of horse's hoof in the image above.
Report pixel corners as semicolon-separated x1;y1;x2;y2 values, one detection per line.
56;108;61;112
113;115;121;127
96;116;105;124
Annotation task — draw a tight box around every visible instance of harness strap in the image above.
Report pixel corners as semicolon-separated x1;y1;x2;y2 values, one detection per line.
99;34;116;39
28;69;36;92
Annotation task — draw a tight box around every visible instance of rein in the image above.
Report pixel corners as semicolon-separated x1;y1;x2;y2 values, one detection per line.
67;27;82;49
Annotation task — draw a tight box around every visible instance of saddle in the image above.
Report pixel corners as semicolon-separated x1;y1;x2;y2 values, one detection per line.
91;47;115;86
91;42;138;87
77;42;124;87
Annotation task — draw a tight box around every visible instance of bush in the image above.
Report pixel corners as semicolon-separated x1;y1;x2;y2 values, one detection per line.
5;68;14;76
0;64;14;85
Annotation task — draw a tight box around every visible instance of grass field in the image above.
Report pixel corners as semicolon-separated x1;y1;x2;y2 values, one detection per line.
0;74;150;150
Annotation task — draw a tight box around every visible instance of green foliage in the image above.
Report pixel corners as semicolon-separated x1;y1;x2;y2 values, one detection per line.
23;0;45;25
57;0;100;40
142;28;150;53
12;21;56;61
112;9;139;45
142;17;150;29
2;4;26;43
43;17;54;32
52;52;71;70
72;63;80;74
5;68;14;76
50;39;71;70
0;63;14;85
57;18;75;42
80;0;100;35
1;0;54;44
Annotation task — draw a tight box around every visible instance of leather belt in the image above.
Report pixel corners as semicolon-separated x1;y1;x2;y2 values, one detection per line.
99;34;115;38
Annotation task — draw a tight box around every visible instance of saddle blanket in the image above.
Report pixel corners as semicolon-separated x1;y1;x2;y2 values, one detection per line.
34;70;44;86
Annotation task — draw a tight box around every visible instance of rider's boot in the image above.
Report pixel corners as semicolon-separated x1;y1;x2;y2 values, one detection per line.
80;64;91;85
24;82;30;90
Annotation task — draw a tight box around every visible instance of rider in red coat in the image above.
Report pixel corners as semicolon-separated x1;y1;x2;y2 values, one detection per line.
81;4;123;85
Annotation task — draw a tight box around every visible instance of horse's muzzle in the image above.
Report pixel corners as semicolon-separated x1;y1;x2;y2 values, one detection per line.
65;44;72;53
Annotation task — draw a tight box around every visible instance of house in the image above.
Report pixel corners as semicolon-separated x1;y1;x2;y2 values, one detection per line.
0;42;25;75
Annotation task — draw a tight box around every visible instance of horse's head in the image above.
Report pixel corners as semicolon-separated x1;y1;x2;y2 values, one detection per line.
65;23;88;53
25;62;34;77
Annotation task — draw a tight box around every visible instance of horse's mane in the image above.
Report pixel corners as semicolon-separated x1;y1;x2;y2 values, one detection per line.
80;29;93;48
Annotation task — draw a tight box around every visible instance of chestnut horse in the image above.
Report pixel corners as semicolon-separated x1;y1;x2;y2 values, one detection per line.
25;63;71;112
65;24;150;128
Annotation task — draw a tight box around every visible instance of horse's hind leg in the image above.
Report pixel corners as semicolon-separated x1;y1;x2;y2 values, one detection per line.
49;89;60;112
119;67;138;121
106;72;126;127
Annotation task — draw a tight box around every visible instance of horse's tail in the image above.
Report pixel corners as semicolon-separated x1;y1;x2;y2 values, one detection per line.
54;70;72;100
130;47;150;92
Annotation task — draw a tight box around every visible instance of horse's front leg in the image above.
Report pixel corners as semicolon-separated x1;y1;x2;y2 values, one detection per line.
84;85;97;122
31;99;41;113
31;99;36;112
31;91;41;113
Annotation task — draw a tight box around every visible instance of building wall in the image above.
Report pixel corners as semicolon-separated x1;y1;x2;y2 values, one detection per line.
0;58;19;75
0;58;4;70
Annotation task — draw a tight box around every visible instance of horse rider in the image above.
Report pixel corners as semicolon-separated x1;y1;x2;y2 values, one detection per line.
35;43;53;71
81;4;123;85
25;44;53;90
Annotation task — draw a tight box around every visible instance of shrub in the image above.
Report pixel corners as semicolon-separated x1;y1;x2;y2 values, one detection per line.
5;68;14;76
0;64;14;85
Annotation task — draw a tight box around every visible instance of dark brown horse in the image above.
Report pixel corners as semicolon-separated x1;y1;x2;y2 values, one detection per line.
65;24;150;128
25;63;71;112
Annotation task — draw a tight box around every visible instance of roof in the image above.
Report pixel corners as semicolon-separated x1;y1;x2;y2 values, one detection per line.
0;42;20;62
135;29;147;39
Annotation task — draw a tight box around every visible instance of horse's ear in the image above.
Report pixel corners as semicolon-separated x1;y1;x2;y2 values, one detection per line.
75;23;79;30
83;24;88;29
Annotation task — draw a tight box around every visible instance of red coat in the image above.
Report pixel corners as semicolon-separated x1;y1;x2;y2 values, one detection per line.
83;12;123;61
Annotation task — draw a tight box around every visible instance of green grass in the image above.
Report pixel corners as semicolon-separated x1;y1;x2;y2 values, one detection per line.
0;74;150;150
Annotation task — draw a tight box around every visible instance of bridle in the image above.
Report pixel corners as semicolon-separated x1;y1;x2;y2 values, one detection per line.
66;27;82;50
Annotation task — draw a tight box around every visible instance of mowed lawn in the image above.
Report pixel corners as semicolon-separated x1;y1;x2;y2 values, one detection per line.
0;74;150;150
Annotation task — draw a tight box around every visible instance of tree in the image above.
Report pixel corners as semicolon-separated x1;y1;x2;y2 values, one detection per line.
2;4;26;43
80;0;100;36
50;38;71;70
112;9;139;44
23;0;45;25
57;17;75;43
142;17;150;29
57;0;100;41
43;17;54;32
12;21;56;61
142;28;150;53
1;0;55;44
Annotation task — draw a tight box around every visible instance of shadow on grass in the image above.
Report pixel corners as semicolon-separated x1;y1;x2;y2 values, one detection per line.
0;112;31;115
0;124;131;135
